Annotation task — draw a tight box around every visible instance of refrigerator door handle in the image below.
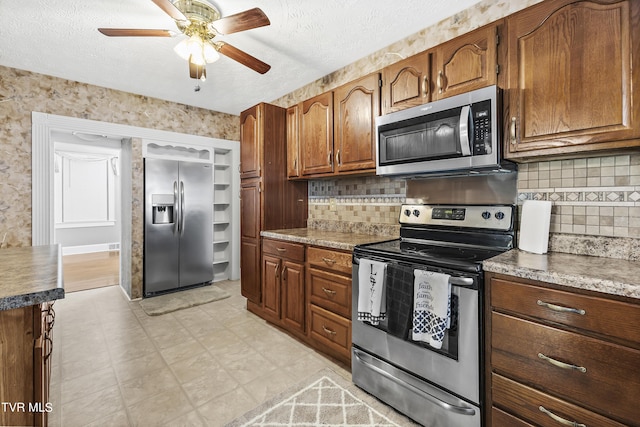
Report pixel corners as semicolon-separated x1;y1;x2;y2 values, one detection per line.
180;180;185;236
173;180;179;235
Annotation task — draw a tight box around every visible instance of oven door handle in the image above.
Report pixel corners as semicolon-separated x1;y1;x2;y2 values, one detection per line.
353;349;477;416
449;276;474;287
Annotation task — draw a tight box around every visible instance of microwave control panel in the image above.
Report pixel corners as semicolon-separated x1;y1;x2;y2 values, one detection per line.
471;99;492;155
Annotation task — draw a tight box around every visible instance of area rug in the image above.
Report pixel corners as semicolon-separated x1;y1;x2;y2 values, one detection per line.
139;283;230;316
225;368;418;427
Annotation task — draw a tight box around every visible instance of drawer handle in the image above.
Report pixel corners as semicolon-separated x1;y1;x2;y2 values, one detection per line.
537;300;586;316
276;247;287;252
322;287;337;296
538;353;586;373
322;325;337;335
322;257;336;265
539;406;586;427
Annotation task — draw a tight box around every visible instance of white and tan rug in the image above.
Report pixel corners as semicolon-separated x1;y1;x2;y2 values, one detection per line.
226;368;418;427
139;283;230;316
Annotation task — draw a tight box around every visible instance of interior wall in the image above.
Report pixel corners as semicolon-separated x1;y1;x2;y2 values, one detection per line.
0;65;239;252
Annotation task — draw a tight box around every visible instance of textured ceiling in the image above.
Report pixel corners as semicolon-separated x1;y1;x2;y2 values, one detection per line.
0;0;481;115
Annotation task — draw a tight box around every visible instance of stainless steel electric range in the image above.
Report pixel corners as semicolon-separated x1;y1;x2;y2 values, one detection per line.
352;202;516;427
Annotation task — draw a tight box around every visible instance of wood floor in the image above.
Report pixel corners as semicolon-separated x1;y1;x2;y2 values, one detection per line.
63;251;120;293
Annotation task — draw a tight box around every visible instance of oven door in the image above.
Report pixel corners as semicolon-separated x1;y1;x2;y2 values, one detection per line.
351;255;482;425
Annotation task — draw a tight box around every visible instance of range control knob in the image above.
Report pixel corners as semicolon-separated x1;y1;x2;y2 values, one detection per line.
495;211;505;220
404;209;412;217
481;211;491;220
413;209;421;217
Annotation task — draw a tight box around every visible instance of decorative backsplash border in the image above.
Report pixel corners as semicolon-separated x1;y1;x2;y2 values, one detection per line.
517;154;640;238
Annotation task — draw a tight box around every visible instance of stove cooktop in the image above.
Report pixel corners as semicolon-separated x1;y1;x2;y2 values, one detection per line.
353;238;506;273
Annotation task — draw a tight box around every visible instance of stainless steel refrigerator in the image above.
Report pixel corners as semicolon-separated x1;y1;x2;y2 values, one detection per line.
144;159;213;297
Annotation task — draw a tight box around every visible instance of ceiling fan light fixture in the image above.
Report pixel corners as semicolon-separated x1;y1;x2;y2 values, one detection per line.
203;41;220;63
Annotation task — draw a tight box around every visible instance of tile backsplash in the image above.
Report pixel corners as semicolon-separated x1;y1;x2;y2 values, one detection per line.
517;154;640;238
308;154;640;240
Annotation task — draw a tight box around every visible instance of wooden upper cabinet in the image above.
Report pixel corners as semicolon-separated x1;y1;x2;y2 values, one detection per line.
300;92;334;176
432;22;500;100
505;0;640;159
381;51;431;114
286;105;301;178
240;105;261;179
333;73;380;173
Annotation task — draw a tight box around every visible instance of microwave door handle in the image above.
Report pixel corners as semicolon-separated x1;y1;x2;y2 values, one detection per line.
459;105;471;156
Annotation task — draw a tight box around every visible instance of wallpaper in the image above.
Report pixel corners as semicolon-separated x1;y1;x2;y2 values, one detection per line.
0;66;239;298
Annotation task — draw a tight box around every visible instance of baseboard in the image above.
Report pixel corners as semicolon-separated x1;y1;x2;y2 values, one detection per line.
62;242;120;256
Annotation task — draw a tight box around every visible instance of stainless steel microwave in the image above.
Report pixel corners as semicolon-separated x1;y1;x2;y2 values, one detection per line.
376;85;510;176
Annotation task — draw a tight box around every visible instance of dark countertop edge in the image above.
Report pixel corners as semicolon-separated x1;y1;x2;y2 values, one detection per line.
483;250;640;300
0;245;66;311
0;287;65;311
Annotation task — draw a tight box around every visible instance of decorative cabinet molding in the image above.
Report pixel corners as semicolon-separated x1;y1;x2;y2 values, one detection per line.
504;0;640;159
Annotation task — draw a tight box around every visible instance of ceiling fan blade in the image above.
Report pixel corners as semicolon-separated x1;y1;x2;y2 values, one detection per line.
189;57;206;80
218;42;271;74
210;8;270;35
151;0;188;22
98;28;175;37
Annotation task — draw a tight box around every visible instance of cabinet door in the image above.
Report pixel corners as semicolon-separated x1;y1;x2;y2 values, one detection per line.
286;105;301;178
281;260;305;334
262;254;281;320
240;180;261;303
333;73;380;173
300;92;334;176
381;51;431;114
240;105;261;179
432;23;499;100
505;0;640;158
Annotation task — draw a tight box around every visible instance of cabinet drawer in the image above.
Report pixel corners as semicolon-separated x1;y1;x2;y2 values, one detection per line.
492;374;627;427
491;407;535;427
262;239;305;262
309;305;351;360
307;246;351;274
492;312;640;425
308;268;351;318
491;277;640;346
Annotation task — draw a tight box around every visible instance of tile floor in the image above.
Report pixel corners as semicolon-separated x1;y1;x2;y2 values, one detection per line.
48;280;351;426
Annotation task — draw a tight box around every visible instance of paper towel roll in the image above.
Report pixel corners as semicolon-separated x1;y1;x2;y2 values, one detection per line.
518;200;552;254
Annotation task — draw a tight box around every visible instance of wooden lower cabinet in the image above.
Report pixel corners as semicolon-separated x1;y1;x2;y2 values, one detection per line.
261;239;306;338
485;272;640;427
256;239;354;365
1;303;54;427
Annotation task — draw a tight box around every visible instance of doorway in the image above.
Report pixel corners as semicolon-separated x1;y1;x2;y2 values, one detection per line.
53;131;122;292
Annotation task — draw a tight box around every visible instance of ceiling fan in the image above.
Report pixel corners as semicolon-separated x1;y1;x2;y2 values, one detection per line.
98;0;271;81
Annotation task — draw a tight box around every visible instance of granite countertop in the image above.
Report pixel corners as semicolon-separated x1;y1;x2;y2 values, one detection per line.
0;245;65;310
484;249;640;300
261;228;395;251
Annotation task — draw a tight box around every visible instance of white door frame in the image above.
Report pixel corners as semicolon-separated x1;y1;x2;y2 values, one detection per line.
32;112;239;298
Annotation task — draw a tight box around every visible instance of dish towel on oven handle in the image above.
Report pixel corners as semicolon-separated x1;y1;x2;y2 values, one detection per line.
357;259;387;325
412;269;451;349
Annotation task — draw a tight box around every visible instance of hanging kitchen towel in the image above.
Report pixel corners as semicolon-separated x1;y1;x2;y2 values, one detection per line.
386;263;414;339
412;269;451;349
357;259;387;325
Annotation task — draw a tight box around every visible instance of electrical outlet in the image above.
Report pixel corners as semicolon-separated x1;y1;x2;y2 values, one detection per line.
329;197;337;211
